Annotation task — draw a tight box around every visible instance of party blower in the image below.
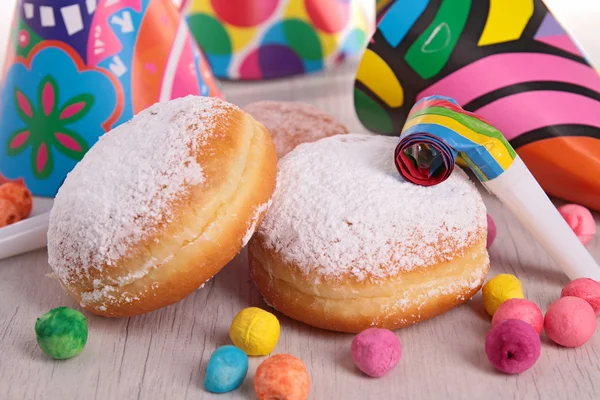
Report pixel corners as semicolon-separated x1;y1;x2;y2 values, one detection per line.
395;95;600;281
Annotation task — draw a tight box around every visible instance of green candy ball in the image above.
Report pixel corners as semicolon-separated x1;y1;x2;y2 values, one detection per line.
35;307;88;360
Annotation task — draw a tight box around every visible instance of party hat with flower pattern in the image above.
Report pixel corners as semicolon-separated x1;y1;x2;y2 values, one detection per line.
0;0;222;197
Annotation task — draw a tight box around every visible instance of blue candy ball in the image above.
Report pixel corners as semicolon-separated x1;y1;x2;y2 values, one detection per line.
204;345;249;393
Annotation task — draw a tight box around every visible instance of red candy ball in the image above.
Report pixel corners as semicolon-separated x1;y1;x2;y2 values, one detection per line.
544;296;597;347
557;204;596;245
351;328;402;378
561;278;600;316
0;182;33;219
0;199;20;228
492;299;543;335
485;319;541;374
254;354;310;400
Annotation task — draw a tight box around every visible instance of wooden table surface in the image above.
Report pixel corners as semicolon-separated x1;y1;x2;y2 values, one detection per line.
1;63;599;400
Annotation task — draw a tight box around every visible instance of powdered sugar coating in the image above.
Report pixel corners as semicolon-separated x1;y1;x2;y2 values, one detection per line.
48;96;233;283
257;134;487;281
244;101;348;157
242;200;272;247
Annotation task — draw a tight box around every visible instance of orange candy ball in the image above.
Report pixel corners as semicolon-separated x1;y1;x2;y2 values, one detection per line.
0;182;32;219
0;198;21;227
254;354;310;400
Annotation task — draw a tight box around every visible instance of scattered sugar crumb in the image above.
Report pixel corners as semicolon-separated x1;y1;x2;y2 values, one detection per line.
198;278;211;290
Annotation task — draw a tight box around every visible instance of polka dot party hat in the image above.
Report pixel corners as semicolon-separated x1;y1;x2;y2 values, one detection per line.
182;0;376;80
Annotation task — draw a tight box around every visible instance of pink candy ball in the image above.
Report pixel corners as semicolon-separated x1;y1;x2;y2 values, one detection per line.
561;278;600;316
544;296;597;347
351;328;402;378
557;204;596;245
486;214;496;249
485;319;541;374
492;299;544;335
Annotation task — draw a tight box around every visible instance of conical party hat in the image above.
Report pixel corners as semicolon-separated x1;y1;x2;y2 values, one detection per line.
182;0;376;80
0;0;222;197
354;0;600;211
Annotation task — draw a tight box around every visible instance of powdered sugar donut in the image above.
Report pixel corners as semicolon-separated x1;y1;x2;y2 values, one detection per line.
243;101;348;158
48;96;277;317
248;134;489;332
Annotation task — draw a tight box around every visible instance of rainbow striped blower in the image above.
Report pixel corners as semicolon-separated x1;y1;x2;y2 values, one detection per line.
395;95;516;185
395;95;600;281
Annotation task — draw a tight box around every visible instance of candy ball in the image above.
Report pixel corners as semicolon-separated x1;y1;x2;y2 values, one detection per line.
544;296;597;347
0;198;20;228
230;307;280;356
350;328;402;378
204;345;248;394
0;177;24;185
35;307;88;359
485;319;541;374
0;182;32;219
482;274;524;316
254;354;310;400
558;204;596;245
561;278;600;315
486;214;496;249
492;299;544;335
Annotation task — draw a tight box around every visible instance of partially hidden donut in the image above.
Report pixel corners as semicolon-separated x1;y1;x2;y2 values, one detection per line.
243;101;349;158
48;96;277;317
249;134;489;333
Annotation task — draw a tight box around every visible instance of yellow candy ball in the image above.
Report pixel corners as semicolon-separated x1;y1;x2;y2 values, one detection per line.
482;274;525;316
229;307;280;356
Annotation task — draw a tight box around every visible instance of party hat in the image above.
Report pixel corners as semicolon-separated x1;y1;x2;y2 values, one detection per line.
182;0;376;80
354;0;600;211
0;0;222;197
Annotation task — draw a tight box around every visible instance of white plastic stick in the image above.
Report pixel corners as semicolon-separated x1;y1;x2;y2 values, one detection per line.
0;197;53;260
484;157;600;281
